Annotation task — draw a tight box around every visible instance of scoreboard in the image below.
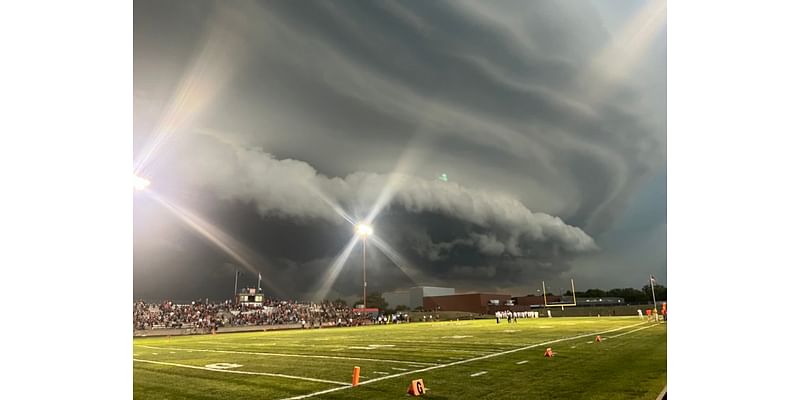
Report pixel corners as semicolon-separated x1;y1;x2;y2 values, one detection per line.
237;288;264;305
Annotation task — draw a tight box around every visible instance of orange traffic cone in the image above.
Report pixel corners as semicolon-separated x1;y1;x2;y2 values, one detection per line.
352;366;361;387
407;379;426;396
595;335;602;342
544;347;554;357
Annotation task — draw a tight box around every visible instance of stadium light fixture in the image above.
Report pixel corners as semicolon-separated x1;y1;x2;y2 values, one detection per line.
355;223;373;237
133;174;151;191
355;222;373;311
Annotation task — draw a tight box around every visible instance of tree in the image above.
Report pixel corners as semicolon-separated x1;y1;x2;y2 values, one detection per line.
367;292;388;310
607;288;625;298
641;285;667;301
608;288;648;303
584;289;607;298
353;292;388;310
566;286;665;304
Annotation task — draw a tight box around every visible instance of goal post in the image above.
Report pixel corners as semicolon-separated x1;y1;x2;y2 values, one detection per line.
542;278;578;308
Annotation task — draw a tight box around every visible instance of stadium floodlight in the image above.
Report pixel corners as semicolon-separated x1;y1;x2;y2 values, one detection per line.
355;222;373;311
133;174;151;191
355;223;373;237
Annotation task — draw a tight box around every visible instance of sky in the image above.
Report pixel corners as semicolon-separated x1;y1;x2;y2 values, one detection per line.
133;0;666;303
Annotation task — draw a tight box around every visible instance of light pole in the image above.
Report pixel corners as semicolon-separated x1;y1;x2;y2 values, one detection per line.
233;268;239;303
355;223;373;310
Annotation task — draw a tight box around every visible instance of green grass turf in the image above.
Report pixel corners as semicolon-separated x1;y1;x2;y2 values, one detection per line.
134;317;666;399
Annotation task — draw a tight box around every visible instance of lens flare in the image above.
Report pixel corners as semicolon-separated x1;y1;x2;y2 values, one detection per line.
133;10;245;175
370;235;422;285
313;234;362;301
144;191;283;297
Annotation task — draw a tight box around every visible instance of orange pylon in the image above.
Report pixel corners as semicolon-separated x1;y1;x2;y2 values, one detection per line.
407;379;426;396
352;366;361;386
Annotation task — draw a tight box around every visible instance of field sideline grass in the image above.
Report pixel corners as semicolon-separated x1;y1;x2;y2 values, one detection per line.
134;316;666;399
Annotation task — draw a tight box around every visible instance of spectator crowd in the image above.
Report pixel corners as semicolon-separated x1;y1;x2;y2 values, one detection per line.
133;299;368;332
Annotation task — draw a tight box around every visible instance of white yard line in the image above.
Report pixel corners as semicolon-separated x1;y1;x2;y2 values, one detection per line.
134;345;438;366
516;360;528;365
133;359;349;386
279;321;649;400
470;371;487;377
322;338;515;347
606;324;659;339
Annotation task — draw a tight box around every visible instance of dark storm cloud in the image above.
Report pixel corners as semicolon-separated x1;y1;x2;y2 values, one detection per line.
166;132;596;252
376;211;573;290
134;0;666;299
211;0;663;228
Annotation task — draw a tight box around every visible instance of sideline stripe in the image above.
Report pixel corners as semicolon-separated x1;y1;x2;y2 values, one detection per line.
133;359;349;386
656;385;667;400
280;321;650;400
134;345;438;366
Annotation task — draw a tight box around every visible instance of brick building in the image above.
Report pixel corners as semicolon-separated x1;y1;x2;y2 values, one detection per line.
423;293;512;314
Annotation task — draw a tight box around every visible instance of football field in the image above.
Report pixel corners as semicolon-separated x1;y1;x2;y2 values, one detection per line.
133;317;666;399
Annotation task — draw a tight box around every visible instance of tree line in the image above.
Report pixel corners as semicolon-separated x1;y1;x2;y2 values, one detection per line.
564;285;667;303
334;285;668;313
